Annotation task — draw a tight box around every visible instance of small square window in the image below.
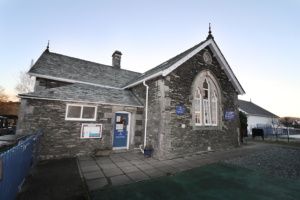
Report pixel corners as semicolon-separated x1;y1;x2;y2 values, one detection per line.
65;104;97;121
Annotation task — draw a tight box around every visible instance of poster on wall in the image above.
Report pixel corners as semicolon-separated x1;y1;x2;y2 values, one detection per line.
80;124;102;139
224;111;235;120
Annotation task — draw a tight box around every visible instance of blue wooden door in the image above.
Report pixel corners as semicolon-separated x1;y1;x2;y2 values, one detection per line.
113;113;128;148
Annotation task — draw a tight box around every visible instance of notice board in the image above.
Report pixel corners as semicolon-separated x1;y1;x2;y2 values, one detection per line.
80;124;102;139
224;111;235;120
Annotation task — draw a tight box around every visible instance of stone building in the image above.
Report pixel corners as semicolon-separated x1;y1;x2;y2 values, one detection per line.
17;28;245;160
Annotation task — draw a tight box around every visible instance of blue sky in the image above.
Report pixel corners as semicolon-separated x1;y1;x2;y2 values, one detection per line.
0;0;299;117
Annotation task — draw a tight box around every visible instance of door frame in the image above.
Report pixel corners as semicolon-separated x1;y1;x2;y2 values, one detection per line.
112;111;131;150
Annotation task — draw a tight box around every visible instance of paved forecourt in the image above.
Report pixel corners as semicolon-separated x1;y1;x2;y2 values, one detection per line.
77;142;276;191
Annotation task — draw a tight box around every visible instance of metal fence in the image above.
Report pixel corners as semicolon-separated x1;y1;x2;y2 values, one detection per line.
0;129;42;200
31;129;42;170
255;124;300;136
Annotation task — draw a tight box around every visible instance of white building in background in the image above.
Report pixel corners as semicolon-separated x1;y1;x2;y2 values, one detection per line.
238;100;279;135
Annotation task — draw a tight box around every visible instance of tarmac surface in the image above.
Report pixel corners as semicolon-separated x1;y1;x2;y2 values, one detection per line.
17;158;87;200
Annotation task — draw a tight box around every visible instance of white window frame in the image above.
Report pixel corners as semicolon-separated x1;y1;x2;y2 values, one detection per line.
203;78;211;125
211;92;217;126
65;104;97;121
195;88;202;126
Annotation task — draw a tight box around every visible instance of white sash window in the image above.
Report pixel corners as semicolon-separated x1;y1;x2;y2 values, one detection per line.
195;89;202;125
211;93;217;126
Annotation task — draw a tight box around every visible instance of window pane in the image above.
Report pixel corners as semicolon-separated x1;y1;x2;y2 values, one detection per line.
67;106;81;118
212;101;217;125
204;100;211;124
82;107;95;119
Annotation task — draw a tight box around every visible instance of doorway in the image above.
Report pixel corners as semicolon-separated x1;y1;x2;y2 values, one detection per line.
113;112;130;150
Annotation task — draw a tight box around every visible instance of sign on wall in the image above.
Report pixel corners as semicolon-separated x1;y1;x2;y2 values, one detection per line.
80;124;102;139
176;106;185;115
224;111;235;120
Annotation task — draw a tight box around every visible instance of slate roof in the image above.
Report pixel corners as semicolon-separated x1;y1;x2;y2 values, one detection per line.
19;83;143;107
238;100;278;117
126;41;207;86
28;52;142;88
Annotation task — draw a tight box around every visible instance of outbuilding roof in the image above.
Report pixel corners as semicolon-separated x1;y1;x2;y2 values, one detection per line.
238;100;278;118
28;52;142;88
18;83;143;107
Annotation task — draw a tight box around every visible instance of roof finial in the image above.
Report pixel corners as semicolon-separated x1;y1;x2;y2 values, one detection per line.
206;23;214;40
45;40;50;52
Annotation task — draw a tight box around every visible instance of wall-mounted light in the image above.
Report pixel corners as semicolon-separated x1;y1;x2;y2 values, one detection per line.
206;71;210;75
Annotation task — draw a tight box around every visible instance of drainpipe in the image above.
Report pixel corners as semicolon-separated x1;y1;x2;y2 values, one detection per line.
141;80;149;152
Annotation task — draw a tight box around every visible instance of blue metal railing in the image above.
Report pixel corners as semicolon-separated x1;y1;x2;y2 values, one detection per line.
0;129;42;200
31;129;42;170
19;135;34;189
0;141;24;200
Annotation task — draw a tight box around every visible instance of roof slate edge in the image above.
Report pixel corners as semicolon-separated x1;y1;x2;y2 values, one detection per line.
123;39;245;95
17;95;144;108
28;73;124;90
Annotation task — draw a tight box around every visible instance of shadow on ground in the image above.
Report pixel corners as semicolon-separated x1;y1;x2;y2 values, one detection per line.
17;158;87;200
90;162;300;200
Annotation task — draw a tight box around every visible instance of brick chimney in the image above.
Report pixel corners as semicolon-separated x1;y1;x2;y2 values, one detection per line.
112;50;122;69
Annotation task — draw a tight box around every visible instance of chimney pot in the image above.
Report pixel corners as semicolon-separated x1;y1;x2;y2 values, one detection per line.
112;50;122;69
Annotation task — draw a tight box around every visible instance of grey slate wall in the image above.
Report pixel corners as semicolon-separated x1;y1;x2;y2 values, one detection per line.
156;47;240;160
16;99;143;160
34;77;73;92
132;47;240;160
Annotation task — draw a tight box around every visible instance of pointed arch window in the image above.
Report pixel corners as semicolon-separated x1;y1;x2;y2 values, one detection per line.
203;79;211;125
195;89;202;125
211;92;217;125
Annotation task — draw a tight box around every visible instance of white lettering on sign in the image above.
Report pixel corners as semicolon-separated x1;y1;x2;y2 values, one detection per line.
116;124;123;130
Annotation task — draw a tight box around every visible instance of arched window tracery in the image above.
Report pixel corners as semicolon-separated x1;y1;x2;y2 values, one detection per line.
193;73;219;127
203;79;211;125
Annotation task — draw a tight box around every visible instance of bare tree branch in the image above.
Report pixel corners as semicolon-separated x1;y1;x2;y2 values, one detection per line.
268;117;281;141
14;68;34;94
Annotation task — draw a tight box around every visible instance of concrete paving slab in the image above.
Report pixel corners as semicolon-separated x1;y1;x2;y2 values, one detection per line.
115;161;133;168
83;171;105;180
143;168;165;178
173;158;188;163
149;161;168;168
110;157;127;162
95;157;112;164
109;153;122;157
121;165;141;174
79;160;97;167
127;171;150;182
86;178;108;191
136;163;155;171
110;175;132;186
98;162;118;170
123;156;139;161
129;159;146;165
172;163;191;171
103;168;124;177
161;160;179;165
157;166;178;173
81;165;101;173
142;158;158;163
78;156;94;161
